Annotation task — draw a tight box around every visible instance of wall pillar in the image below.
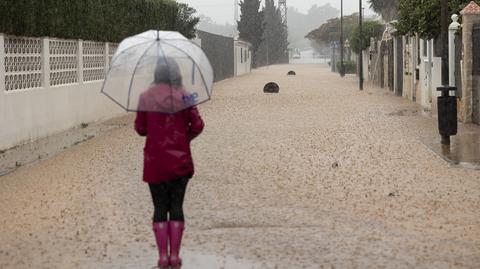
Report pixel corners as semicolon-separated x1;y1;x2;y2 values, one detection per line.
449;14;461;86
41;38;50;88
104;42;110;74
78;40;84;84
460;2;480;123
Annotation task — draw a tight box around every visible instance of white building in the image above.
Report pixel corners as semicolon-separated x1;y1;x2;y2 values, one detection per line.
234;40;252;76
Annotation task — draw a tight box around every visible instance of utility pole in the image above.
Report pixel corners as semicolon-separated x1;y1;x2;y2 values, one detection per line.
234;0;239;37
359;0;364;90
279;0;288;63
340;0;345;77
279;0;287;26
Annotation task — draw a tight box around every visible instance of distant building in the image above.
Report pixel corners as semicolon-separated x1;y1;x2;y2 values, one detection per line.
234;40;252;76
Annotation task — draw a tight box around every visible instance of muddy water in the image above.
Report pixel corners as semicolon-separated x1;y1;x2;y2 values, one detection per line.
422;133;480;170
1;64;479;269
84;249;267;269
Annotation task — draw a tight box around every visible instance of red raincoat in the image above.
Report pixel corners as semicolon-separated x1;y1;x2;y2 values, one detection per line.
134;84;204;183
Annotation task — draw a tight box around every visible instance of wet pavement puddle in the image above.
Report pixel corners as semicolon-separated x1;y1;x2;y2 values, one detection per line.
92;249;268;269
422;133;480;170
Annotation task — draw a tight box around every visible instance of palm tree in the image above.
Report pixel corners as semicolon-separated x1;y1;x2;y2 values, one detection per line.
368;0;398;22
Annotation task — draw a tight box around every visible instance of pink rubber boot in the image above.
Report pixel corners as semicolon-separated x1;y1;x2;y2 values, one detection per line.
168;221;185;267
152;222;169;268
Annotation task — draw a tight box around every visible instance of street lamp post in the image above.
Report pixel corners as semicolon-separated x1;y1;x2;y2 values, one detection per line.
359;0;364;90
340;0;345;77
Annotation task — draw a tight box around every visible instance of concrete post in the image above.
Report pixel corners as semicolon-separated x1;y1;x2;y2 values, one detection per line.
77;39;83;84
393;36;398;94
41;38;50;88
449;14;461;86
428;39;433;103
104;42;110;78
78;40;84;84
412;36;418;102
460;1;480;123
0;34;5;93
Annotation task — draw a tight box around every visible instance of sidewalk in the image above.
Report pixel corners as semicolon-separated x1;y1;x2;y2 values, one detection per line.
0;64;479;269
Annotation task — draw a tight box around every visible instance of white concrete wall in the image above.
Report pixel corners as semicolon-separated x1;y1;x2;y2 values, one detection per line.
0;34;124;150
0;82;124;150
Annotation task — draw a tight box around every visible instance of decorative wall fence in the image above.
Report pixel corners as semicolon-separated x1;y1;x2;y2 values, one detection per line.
1;35;118;92
0;31;253;150
0;34;124;150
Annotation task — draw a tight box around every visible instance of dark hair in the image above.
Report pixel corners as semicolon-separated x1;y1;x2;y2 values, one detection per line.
154;57;183;87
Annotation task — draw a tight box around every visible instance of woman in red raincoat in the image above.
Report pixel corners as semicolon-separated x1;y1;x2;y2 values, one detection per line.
135;58;204;268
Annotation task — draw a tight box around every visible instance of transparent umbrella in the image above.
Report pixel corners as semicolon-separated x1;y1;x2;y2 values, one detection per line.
101;30;213;114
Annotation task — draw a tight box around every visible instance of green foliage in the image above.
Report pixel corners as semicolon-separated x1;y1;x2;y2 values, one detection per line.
350;21;384;54
306;13;359;46
174;3;200;39
238;0;264;66
0;0;199;42
395;0;479;39
337;60;356;74
256;0;289;66
368;0;397;21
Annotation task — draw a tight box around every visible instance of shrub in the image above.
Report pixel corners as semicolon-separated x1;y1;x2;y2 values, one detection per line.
0;0;199;42
336;60;357;74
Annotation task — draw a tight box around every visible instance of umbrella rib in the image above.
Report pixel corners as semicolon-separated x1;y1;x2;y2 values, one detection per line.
109;40;154;70
126;41;156;110
161;41;213;100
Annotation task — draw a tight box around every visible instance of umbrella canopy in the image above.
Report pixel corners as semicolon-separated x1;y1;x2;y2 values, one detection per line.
101;30;213;114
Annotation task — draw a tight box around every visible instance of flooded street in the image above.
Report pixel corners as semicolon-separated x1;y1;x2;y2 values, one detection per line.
0;64;479;268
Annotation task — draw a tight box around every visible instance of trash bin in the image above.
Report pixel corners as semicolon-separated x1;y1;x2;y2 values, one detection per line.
437;86;457;145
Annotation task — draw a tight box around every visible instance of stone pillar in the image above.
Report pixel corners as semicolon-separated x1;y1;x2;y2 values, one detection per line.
78;40;84;84
104;42;110;75
41;38;50;88
460;1;480;123
449;14;461;86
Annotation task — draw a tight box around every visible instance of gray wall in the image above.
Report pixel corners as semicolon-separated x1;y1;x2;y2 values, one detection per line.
197;30;234;82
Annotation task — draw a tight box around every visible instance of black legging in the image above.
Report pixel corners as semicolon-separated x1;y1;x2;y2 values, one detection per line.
149;177;189;222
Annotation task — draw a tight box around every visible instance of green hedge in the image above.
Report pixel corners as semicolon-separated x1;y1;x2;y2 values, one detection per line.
0;0;199;42
336;60;357;74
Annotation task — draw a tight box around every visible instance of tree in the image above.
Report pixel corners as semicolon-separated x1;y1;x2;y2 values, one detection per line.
306;13;359;46
395;0;479;39
368;0;397;22
0;0;199;42
256;0;289;66
174;3;200;39
237;0;264;66
349;21;384;54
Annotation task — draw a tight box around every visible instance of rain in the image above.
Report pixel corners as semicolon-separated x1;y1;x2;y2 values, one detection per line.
1;1;479;269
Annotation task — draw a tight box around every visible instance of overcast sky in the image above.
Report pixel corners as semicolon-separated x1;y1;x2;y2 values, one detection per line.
178;0;374;24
